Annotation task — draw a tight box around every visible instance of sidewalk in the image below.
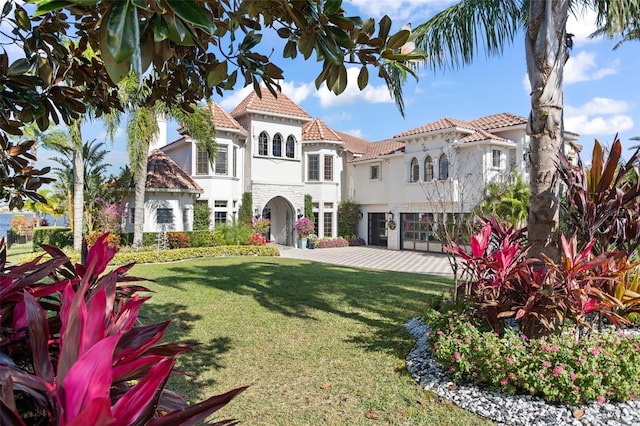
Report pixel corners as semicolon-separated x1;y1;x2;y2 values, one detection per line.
277;245;455;276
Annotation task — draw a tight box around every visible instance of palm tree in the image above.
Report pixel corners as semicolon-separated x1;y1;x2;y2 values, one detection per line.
411;0;639;260
475;174;529;228
104;74;217;248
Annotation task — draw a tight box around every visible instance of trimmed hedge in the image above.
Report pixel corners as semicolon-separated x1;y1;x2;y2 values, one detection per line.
32;227;73;251
20;245;280;265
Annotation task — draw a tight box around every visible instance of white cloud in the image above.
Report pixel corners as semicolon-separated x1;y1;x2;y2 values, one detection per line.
566;8;599;47
315;67;393;108
338;128;365;138
218;85;253;111
564;51;619;84
564;97;634;135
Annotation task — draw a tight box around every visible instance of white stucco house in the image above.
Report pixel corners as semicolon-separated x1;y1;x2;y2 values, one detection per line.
135;89;580;251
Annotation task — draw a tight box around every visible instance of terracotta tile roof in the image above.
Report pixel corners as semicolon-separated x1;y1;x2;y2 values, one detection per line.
146;149;203;192
467;113;527;130
207;102;247;134
302;118;342;142
230;88;311;120
459;128;509;143
351;139;405;162
334;131;370;154
394;117;474;138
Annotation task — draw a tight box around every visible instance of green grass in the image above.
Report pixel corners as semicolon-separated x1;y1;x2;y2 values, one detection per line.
134;256;491;425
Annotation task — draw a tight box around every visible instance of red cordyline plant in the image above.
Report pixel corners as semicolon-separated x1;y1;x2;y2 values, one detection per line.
0;234;246;425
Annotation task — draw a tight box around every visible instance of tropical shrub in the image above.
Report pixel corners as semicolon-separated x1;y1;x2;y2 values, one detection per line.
85;230;121;250
338;200;361;237
167;232;190;249
213;222;252;245
32;226;73;251
193;201;212;230
425;301;640;405
0;234;246;424
315;237;349;248
188;230;217;247
252;217;270;235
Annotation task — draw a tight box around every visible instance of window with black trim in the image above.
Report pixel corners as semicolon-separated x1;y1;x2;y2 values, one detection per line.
370;164;380;180
308;154;319;181
324;155;333;181
196;145;209;175
424;156;433;181
410;157;419;182
273;133;282;157
323;212;332;237
492;149;501;168
286;135;295;158
215;146;227;175
157;208;173;225
258;131;268;155
233;146;238;177
439;154;449;180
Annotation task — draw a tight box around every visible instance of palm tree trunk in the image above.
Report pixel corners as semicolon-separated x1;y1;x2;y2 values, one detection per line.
525;0;569;262
132;153;148;249
73;148;84;251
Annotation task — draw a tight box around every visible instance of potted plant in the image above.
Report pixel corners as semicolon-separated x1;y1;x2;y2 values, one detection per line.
295;217;314;249
307;233;318;249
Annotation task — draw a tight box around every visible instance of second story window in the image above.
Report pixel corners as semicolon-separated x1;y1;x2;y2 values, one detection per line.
273;133;282;157
324;155;333;181
215;146;227;175
196;145;209;175
410;157;419;182
370;164;380;180
424;156;433;181
258;131;268;156
439;153;449;180
286;135;295;158
307;154;319;181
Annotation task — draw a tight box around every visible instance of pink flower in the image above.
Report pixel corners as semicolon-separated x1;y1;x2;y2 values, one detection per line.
449;366;456;372
542;361;551;368
573;386;580;392
570;373;578;381
520;334;528;341
591;346;602;356
579;356;587;363
472;372;478;378
454;352;461;361
552;365;565;377
597;396;606;404
507;358;515;365
454;339;462;345
500;378;508;386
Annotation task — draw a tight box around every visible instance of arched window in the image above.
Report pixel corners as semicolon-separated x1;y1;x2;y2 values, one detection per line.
286;135;295;158
258;131;268;156
424;156;433;181
273;133;282;157
410;157;419;182
439;153;449;180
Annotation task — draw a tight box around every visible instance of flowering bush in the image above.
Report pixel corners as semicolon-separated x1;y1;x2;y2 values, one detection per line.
294;217;314;238
315;237;349;248
94;198;123;233
252;217;271;235
425;301;640;404
167;231;190;249
85;230;121;250
346;236;366;246
249;232;267;245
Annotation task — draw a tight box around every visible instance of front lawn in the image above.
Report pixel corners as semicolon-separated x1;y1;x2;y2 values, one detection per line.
135;256;490;425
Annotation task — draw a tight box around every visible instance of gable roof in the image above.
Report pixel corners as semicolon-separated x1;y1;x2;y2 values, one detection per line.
230;88;312;120
467;112;527;130
146;149;203;192
393;117;475;138
207;102;248;134
350;139;405;163
335;130;370;155
302;118;342;142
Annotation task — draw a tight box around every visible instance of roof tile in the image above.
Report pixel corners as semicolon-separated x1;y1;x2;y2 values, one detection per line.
334;130;370;155
467;113;527;130
146;149;203;191
351;139;405;162
302;118;342;142
230;88;311;119
393;117;474;138
207;102;247;133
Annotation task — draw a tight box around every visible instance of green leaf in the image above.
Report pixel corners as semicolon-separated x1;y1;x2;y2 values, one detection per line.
283;40;298;59
298;33;316;59
166;0;214;33
357;66;368;90
99;24;131;83
387;30;410;50
362;18;375;35
151;15;170;42
378;15;391;41
33;0;76;16
106;0;140;63
207;61;228;86
239;32;262;52
15;6;31;31
324;0;342;15
223;70;237;90
7;58;31;76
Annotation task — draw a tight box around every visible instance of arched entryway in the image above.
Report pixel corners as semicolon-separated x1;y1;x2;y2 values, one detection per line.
261;196;295;246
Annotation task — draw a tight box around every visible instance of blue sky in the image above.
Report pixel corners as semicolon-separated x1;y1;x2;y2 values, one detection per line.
34;0;640;174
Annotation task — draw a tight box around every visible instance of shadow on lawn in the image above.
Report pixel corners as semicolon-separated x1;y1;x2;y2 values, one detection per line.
156;258;452;360
141;301;233;393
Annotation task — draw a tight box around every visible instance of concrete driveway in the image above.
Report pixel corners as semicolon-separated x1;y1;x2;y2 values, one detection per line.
277;245;455;276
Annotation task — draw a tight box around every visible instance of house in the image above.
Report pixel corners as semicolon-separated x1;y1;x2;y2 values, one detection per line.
138;89;580;252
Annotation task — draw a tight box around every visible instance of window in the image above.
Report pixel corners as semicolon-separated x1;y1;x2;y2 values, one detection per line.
215;146;227;175
424;156;433;181
307;154;319;181
439;153;449;180
157;208;173;225
410;157;419;182
286;135;295;158
233;146;238;177
258;131;268;155
370;165;380;180
324;202;333;209
492;149;501;168
129;208;135;224
214;200;227;208
324;155;333;181
196;145;209;175
273;133;282;157
323;212;332;237
214;211;227;224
